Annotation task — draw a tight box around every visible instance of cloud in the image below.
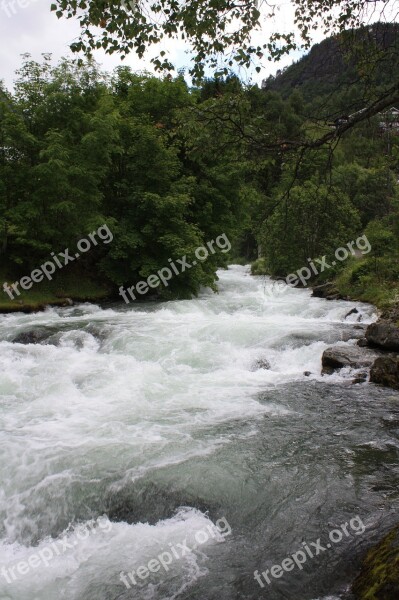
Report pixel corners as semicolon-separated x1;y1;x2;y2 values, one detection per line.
0;1;172;88
0;1;309;89
0;0;396;91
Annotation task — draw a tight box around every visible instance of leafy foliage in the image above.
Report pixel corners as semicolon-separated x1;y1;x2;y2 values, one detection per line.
51;1;398;83
0;56;257;300
2;24;399;307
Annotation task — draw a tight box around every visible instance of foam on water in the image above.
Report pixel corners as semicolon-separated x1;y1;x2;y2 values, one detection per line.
0;265;378;599
0;508;224;600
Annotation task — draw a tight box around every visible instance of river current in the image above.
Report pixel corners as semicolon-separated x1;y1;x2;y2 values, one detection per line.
0;265;398;600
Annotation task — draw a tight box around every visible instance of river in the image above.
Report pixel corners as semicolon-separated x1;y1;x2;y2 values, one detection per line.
0;265;398;600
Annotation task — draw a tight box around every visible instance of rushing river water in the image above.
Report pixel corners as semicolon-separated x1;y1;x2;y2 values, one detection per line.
0;265;398;600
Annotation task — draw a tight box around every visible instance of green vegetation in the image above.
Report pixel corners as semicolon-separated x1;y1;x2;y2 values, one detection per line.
0;265;111;313
53;0;398;87
1;24;399;312
252;143;399;308
246;24;399;310
352;525;399;600
0;58;260;310
250;258;267;276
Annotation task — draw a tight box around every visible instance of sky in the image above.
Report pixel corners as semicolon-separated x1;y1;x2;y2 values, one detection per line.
0;1;392;91
0;0;309;90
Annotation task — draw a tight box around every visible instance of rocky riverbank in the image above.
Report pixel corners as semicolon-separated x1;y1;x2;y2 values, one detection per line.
367;305;399;390
314;285;399;599
314;284;399;390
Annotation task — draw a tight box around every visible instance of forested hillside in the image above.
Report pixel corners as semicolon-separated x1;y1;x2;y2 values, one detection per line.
253;22;399;307
266;23;399;108
1;22;398;310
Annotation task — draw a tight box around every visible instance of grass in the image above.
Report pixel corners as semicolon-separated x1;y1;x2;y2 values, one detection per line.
333;257;399;309
249;254;399;311
0;266;113;313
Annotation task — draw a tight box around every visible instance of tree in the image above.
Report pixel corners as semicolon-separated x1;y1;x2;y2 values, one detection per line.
364;219;398;281
0;88;33;260
332;164;397;227
260;179;361;275
5;56;117;264
52;1;398;84
51;2;399;156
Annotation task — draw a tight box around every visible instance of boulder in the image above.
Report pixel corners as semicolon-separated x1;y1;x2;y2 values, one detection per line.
366;321;399;351
251;358;270;371
312;282;338;298
11;329;51;345
341;325;366;342
10;326;57;344
322;346;378;375
370;357;399;390
352;524;399;600
352;372;368;384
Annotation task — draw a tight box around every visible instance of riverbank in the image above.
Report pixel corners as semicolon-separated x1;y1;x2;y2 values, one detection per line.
309;273;399;597
251;257;399;311
0;267;113;313
250;257;399;390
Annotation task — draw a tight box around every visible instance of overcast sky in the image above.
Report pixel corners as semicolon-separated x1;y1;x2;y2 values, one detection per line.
0;0;333;90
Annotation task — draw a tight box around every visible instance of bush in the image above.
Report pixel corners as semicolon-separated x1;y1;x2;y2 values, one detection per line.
251;258;268;275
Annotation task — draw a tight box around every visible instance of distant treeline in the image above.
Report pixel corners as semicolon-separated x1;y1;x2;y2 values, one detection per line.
0;44;398;304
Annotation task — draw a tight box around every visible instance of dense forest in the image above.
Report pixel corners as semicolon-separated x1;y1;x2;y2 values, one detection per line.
0;56;251;305
0;22;398;308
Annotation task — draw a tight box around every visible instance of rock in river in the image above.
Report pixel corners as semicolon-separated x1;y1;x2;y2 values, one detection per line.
366;321;399;351
322;345;378;375
11;328;52;345
370;356;399;390
251;358;271;371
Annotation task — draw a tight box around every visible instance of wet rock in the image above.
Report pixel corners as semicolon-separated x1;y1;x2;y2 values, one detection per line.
312;282;338;298
366;321;399;351
370;357;399;391
341;326;366;342
251;358;270;371
11;328;51;345
303;371;312;377
352;372;368;384
352;524;399;600
322;346;378;375
357;338;369;347
345;307;359;319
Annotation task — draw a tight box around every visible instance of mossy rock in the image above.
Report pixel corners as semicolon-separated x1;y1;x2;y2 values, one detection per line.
251;258;268;276
352;525;399;600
